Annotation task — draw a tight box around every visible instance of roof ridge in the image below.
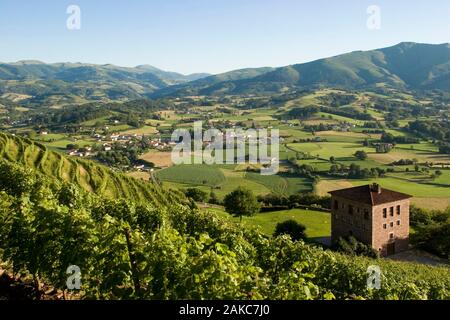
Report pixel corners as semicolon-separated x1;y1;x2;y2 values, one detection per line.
329;184;412;206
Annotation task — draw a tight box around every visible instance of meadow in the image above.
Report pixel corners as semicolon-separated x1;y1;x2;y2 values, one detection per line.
206;207;331;240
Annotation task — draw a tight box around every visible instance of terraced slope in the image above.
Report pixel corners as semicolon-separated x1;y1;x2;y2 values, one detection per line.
0;133;179;206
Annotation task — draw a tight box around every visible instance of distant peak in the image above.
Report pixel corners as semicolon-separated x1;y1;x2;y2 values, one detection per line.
135;64;160;71
394;41;449;48
13;60;46;65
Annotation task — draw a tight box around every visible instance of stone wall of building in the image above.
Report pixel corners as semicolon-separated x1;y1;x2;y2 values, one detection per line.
331;196;410;256
331;195;373;245
372;199;410;256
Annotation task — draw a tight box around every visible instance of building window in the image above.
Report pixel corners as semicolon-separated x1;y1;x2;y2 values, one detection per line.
390;222;394;228
348;205;353;215
397;205;401;215
383;208;387;218
389;233;394;240
334;200;339;210
364;209;369;220
383;224;387;229
397;220;401;226
390;207;394;217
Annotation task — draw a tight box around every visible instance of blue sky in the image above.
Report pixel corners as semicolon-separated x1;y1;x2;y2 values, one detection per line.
0;0;449;74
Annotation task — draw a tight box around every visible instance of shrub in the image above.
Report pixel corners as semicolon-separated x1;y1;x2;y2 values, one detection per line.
184;188;209;202
332;236;379;259
274;220;307;241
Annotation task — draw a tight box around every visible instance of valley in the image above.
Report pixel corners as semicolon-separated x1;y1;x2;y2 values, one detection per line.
5;85;448;209
0;41;450;300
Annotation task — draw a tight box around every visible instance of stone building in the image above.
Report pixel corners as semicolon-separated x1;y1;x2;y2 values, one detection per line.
329;184;412;256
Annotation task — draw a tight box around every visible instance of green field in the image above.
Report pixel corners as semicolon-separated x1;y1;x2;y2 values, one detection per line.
287;142;374;160
245;171;312;195
122;125;159;135
155;164;226;186
351;176;450;198
208;207;331;239
157;163;314;199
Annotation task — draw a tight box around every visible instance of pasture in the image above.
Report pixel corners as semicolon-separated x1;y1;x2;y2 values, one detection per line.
208;207;331;239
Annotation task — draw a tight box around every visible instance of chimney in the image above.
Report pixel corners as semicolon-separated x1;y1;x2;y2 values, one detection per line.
371;183;382;194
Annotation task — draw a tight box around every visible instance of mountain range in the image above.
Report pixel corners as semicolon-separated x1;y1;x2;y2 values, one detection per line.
0;61;209;85
154;42;450;97
0;61;211;105
0;42;449;106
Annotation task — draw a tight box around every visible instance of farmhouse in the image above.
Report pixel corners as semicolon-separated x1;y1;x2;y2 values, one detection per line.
329;184;412;256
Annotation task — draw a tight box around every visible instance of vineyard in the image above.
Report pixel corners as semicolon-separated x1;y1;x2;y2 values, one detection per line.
0;135;449;300
0;133;181;206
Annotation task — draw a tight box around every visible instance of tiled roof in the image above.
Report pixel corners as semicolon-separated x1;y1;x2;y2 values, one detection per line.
329;184;412;206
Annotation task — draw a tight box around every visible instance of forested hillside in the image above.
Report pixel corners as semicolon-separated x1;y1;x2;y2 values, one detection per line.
155;42;450;96
0;61;209;106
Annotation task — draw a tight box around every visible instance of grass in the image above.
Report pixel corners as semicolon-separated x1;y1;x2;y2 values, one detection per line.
215;168;272;198
351;176;450;198
368;148;450;164
35;133;67;141
288;142;374;160
122;126;159;135
208;207;331;239
155;164;226;187
44;139;94;150
245;172;312;195
164;177;271;200
159;166;276;200
317;112;364;125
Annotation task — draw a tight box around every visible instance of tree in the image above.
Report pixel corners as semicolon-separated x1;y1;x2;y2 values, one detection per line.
184;188;208;202
223;187;260;222
27;130;37;140
274;220;307;241
209;191;220;205
354;150;368;161
66;143;80;150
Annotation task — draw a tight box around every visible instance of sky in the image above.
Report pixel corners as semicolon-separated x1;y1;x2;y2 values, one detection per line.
0;0;449;75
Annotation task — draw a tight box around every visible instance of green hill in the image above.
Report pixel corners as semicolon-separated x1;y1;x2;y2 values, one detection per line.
0;61;210;106
152;67;275;97
0;132;178;206
154;42;450;96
